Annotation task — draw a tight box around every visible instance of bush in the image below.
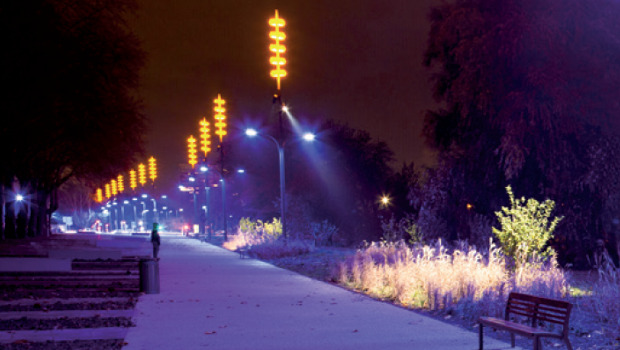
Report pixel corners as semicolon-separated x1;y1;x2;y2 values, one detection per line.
310;220;338;246
380;215;423;244
492;186;563;267
224;217;312;259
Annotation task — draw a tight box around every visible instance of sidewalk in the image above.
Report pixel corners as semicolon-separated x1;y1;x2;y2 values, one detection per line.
123;236;517;350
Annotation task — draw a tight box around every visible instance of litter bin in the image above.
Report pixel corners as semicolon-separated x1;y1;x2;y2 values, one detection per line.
139;258;160;294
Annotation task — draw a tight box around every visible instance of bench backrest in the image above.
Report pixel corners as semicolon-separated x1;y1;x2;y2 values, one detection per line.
506;292;572;334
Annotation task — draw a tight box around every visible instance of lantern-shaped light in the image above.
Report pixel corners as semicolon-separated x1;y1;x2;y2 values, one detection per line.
110;180;118;196
117;175;124;193
199;118;211;157
138;163;147;187
129;170;137;191
148;157;157;183
104;184;111;199
269;10;287;90
188;135;198;168
213;94;227;141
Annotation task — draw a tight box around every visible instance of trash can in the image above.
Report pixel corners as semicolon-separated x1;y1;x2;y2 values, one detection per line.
139;258;160;294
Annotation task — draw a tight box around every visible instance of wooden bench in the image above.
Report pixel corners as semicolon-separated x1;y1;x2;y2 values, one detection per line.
237;245;252;259
478;292;572;350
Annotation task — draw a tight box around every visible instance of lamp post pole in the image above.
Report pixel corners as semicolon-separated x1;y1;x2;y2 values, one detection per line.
278;144;286;243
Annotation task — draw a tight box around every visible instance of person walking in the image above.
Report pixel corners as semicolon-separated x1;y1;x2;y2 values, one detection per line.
151;223;161;259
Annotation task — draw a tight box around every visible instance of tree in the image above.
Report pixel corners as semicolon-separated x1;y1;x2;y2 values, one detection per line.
287;120;396;244
423;0;620;265
0;0;146;238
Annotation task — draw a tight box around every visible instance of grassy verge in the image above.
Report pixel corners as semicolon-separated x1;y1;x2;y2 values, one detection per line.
217;234;619;350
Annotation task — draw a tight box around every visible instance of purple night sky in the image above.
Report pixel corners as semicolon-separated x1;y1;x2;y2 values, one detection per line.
128;0;440;192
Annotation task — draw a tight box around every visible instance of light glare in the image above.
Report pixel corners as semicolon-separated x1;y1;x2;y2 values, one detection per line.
302;132;316;142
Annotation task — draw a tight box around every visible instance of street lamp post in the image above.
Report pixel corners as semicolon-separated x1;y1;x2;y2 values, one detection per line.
245;129;316;243
132;198;138;231
201;166;228;241
245;129;288;243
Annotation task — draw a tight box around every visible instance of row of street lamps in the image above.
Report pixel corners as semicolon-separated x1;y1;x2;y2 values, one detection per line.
99;193;172;232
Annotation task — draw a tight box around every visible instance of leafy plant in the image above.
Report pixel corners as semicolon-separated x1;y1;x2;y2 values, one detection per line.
381;215;423;245
310;220;338;246
492;186;562;267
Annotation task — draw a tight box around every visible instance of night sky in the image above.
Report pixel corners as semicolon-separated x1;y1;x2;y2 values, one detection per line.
129;0;439;192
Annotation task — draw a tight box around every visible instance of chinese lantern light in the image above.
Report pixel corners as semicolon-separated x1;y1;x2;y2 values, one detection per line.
138;163;146;186
213;94;227;142
117;175;124;193
188;135;198;168
148;156;157;183
110;180;118;196
129;170;137;190
269;10;287;90
199;118;211;157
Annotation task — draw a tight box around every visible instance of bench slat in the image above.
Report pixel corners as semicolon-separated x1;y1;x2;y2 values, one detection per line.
479;317;562;338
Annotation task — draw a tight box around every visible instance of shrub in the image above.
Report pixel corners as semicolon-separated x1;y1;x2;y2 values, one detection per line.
224;217;311;259
492;186;562;267
380;214;423;244
310;220;338;246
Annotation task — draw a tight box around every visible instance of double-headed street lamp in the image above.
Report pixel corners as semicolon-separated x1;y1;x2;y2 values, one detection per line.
245;128;315;243
199;165;229;240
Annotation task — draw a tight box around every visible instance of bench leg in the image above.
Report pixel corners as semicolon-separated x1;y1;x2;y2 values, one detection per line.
478;324;483;350
564;338;573;350
511;333;515;348
533;336;540;350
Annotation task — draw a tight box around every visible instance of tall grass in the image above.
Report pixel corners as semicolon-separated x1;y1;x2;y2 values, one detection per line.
337;239;568;321
223;217;312;259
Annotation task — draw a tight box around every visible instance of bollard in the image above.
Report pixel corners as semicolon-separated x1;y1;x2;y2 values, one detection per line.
139;258;160;294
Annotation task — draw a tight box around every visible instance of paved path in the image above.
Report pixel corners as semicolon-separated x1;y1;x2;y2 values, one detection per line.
123;237;516;350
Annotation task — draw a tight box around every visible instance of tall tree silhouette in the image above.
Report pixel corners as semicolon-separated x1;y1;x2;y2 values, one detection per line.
1;0;145;238
423;0;620;265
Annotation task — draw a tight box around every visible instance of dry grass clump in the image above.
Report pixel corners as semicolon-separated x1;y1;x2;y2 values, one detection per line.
223;219;312;260
571;267;620;337
337;239;568;321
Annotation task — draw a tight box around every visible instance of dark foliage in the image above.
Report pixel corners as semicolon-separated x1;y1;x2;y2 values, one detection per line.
422;0;620;266
0;0;146;238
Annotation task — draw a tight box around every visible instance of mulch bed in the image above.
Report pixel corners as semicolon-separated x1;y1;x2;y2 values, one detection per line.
0;300;136;313
0;339;125;350
0;317;134;331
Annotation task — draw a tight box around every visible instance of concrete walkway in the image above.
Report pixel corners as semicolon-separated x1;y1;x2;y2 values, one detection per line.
123;236;516;350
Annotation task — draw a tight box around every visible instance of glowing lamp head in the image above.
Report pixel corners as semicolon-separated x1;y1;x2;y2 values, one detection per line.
302;132;316;142
200;166;208;172
245;128;258;137
15;194;24;202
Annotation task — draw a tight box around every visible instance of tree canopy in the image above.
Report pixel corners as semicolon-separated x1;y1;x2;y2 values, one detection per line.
1;0;146;238
422;0;620;265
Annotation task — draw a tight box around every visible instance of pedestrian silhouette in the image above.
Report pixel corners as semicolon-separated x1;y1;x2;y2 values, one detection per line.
151;223;161;259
